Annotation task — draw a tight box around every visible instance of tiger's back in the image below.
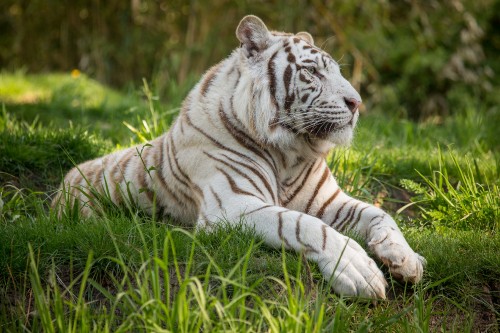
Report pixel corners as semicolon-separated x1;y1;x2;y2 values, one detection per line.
54;46;279;222
54;25;315;223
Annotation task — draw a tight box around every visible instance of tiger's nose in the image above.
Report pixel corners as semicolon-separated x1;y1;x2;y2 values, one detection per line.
344;97;360;113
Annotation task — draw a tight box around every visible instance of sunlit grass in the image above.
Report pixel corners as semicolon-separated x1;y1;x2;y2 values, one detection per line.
0;70;125;108
0;71;177;144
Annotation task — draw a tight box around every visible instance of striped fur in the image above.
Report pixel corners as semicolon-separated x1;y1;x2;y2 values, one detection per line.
53;16;425;298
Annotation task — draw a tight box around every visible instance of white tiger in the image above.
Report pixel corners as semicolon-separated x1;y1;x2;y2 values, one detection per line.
53;15;425;298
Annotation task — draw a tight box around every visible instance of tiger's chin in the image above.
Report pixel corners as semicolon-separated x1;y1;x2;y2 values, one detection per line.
329;126;355;146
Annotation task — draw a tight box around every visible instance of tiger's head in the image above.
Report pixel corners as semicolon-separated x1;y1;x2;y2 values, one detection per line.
235;15;361;150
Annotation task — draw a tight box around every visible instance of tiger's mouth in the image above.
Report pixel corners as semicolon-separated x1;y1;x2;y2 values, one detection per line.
277;112;355;140
306;119;353;139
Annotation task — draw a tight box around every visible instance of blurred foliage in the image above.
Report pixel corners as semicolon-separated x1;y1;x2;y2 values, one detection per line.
0;0;498;119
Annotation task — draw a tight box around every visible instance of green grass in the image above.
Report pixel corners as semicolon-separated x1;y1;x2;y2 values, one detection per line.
0;71;181;145
1;213;498;332
0;108;109;192
0;72;499;332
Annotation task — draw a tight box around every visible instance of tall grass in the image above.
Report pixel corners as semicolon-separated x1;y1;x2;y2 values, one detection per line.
123;79;179;144
400;148;500;232
4;218;468;332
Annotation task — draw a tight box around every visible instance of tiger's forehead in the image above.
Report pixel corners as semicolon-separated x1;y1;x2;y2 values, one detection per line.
271;34;338;69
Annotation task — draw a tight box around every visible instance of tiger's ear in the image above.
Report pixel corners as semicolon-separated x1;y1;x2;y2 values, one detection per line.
236;15;270;57
296;32;314;45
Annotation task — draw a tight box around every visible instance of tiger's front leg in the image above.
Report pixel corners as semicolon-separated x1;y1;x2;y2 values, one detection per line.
320;193;425;283
302;163;426;283
198;185;388;299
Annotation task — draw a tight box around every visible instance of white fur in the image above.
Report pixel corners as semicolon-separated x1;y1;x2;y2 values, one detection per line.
54;15;425;298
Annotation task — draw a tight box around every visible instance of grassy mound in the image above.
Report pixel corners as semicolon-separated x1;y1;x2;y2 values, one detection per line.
0;72;498;332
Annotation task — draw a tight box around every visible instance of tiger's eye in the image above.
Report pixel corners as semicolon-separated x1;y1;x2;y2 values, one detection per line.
308;67;316;75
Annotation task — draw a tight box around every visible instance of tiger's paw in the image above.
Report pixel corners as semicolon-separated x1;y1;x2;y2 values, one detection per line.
322;237;388;299
368;226;426;284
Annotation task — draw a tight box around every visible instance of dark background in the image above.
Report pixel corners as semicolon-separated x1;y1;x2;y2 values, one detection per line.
1;0;498;120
